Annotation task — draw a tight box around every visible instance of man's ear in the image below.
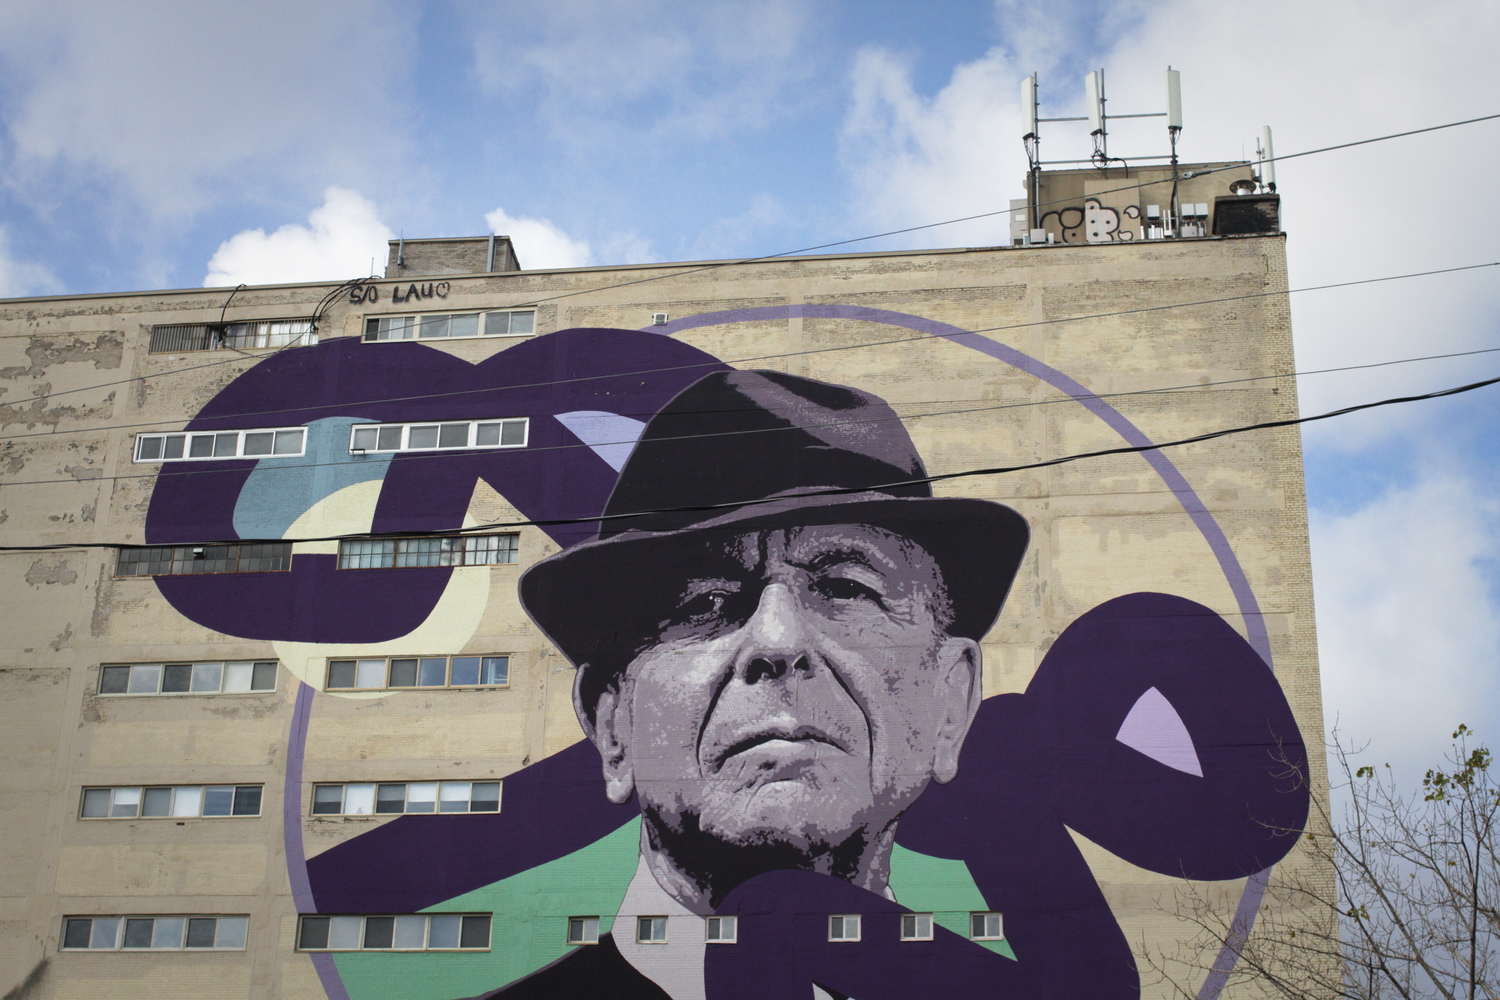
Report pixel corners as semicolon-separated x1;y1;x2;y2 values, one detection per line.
573;667;635;804
931;637;982;785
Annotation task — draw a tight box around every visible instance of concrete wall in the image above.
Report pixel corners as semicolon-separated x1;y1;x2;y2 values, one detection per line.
0;234;1330;999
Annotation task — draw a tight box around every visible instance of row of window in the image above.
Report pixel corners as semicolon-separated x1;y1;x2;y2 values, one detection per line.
336;535;518;570
99;660;278;695
362;310;535;342
134;427;307;463
148;320;316;354
349;418;529;454
82;785;262;819
298;914;492;951
63;915;248;951
114;534;518;577
311;781;501;816
567;911;1003;945
326;654;509;690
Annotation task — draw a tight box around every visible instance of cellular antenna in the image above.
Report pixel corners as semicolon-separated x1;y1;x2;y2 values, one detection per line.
1085;70;1107;163
1166;67;1182;131
1022;73;1041;227
1259;126;1276;191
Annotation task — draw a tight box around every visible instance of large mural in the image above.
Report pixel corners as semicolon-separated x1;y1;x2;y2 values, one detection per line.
144;310;1309;1000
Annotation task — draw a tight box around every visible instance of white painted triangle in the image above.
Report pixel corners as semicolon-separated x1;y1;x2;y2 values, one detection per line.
554;411;648;472
1115;686;1203;777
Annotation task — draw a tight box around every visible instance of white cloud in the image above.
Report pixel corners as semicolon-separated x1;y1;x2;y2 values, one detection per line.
1312;472;1500;775
484;207;593;269
204;188;393;287
0;226;59;299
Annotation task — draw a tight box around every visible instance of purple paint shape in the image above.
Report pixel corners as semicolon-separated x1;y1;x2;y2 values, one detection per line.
284;681;316;914
1116;686;1205;777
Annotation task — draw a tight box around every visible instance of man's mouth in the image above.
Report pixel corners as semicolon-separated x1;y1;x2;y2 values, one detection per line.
711;725;849;770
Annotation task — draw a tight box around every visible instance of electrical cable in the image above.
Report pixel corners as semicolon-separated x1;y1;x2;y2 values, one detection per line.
5;259;1494;428
3;366;1497;554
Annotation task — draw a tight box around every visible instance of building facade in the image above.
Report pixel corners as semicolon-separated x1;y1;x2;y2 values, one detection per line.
0;167;1327;999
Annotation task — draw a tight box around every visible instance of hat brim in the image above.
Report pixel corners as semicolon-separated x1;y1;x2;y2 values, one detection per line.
519;492;1030;671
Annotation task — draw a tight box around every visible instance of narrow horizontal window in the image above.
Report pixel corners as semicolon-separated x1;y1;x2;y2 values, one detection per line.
296;913;490;951
79;785;262;820
61;915;248;950
116;544;292;577
362;311;534;343
568;916;600;945
637;916;668;943
336;536;518;570
310;781;500;817
705;915;737;943
98;661;277;696
134;426;305;463
347;419;527;454
900;913;933;941
970;912;1004;941
325;654;509;690
828;914;861;942
149;320;314;354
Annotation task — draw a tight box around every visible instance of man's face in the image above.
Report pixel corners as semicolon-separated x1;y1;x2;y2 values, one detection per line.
582;524;981;869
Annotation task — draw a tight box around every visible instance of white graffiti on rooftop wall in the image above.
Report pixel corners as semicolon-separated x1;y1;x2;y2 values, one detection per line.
1041;198;1142;244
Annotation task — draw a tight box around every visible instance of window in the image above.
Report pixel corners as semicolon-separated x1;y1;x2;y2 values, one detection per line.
568;917;600;945
827;914;861;942
80;785;261;819
61;915;248;950
970;912;1004;941
325;655;509;690
116;544;292;577
362;311;534;342
347;419;527;454
99;660;277;696
297;914;490;951
636;917;668;944
311;781;501;816
900;913;933;941
337;536;518;570
705;915;737;943
134;426;306;462
148;320;315;354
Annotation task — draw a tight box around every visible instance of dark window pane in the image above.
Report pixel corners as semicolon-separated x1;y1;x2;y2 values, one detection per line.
327;661;356;689
971;914;985;938
481;657;509;685
408;425;439;449
80;788;110;818
376;784;406;814
460;915;491;949
162;663;192;693
213;433;238;457
470;782;500;812
203;786;234;816
475;423;500;446
251;662;277;690
388;659;418;687
137;436;163;460
377;425;403;450
438;423;469;448
273;430;303;455
299;917;330;950
417;658;447;686
185;918;217;948
163;435;185;459
63;918;92;949
363;916;395;949
312;785;343;815
233;786;262;816
500;420;526;446
364;318;380;342
450;657;480;686
242;432;274;456
99;666;130;694
123;918;154;948
189;435;215;458
142;787;173;817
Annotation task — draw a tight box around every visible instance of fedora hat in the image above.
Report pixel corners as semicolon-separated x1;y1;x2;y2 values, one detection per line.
520;369;1029;694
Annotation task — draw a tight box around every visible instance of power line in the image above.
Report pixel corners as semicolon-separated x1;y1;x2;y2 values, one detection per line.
5;259;1494;435
3;366;1497;554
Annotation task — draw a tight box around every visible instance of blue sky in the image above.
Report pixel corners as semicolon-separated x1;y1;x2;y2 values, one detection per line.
2;0;1498;775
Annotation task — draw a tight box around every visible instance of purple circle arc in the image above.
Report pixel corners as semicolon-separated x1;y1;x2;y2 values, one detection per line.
645;303;1271;1000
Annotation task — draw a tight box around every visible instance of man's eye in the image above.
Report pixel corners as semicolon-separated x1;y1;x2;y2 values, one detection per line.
814;577;881;603
678;591;729;620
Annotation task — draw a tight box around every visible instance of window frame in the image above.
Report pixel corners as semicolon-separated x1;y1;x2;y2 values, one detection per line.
148;319;316;354
133;426;308;463
79;784;263;820
636;916;668;944
115;543;293;578
705;915;737;943
295;913;491;952
346;419;528;455
60;914;249;951
899;912;934;941
324;654;510;691
335;535;519;571
969;911;1004;941
309;780;502;817
97;660;278;696
362;310;536;343
567;916;601;945
827;914;862;943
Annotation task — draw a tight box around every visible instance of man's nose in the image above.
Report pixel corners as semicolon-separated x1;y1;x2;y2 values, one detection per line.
733;583;814;686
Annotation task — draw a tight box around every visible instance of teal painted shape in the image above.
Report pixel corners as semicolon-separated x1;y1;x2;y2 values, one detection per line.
233;416;393;539
333;818;640;1000
888;844;1017;960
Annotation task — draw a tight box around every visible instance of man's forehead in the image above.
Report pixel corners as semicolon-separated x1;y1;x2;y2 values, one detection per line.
704;524;938;576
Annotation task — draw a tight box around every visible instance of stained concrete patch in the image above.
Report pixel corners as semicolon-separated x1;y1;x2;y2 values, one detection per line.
24;557;76;586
